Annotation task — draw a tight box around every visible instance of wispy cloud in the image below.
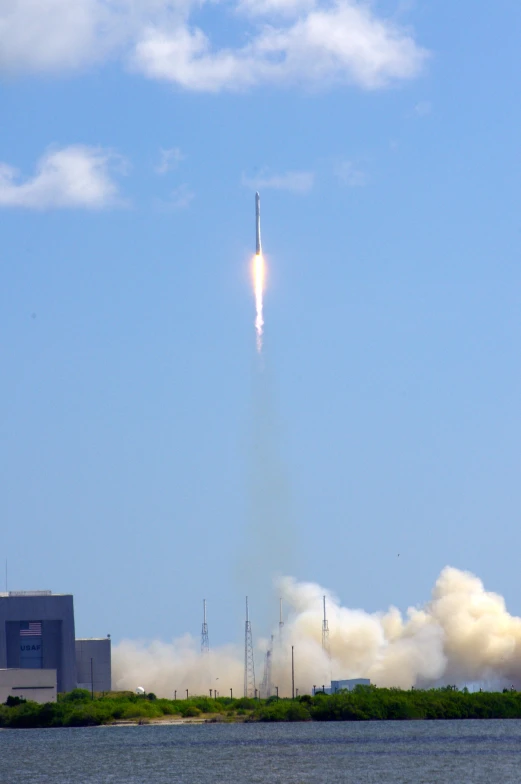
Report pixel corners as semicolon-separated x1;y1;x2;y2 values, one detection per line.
160;184;195;210
242;170;314;194
334;160;367;187
155;147;184;175
238;0;316;16
0;145;126;210
413;100;432;117
0;1;428;93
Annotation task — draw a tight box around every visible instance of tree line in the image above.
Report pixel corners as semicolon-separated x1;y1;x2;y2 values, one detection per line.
2;685;521;728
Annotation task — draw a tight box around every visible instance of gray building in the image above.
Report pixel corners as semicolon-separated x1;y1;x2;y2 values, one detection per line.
0;668;57;704
331;678;371;692
314;679;371;695
76;638;111;693
0;591;76;693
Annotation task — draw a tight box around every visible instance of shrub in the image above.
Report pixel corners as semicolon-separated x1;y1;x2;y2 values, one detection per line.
182;706;201;718
286;703;311;722
235;698;256;710
60;689;91;703
5;696;26;707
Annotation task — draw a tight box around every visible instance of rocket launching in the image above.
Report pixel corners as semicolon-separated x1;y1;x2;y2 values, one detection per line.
253;192;265;353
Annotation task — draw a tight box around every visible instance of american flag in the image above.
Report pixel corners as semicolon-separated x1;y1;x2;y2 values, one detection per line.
20;621;42;637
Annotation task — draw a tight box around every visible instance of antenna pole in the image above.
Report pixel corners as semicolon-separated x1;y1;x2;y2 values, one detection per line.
322;595;330;656
291;645;295;700
201;599;210;654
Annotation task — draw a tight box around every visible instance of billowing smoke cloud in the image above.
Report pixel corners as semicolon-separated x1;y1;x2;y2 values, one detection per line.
113;567;521;696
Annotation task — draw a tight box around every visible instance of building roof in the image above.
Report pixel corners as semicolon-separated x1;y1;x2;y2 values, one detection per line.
76;638;110;642
0;591;71;598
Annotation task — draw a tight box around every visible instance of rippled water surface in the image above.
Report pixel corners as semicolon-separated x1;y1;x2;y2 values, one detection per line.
2;720;521;783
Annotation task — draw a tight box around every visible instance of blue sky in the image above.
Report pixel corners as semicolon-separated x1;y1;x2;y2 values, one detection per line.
1;0;520;646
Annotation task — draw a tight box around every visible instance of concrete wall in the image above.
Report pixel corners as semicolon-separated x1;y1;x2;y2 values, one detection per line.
0;668;57;704
76;638;111;693
0;593;76;692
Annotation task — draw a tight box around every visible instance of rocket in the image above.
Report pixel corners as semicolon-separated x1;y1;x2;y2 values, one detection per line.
255;191;262;255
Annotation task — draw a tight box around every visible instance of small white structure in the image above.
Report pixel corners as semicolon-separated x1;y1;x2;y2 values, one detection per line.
0;668;57;704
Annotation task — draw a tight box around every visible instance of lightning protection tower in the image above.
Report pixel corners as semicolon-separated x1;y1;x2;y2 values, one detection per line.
322;595;330;656
260;635;273;698
201;599;210;654
266;635;273;697
244;596;256;698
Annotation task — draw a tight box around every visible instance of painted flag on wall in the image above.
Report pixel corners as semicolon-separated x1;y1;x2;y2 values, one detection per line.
20;621;42;637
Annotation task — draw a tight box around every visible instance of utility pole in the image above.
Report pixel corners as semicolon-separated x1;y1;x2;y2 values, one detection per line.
322;595;330;656
201;599;210;654
291;645;295;700
266;638;273;698
244;597;256;698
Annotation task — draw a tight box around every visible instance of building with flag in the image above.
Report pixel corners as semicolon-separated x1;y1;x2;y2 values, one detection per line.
0;591;76;693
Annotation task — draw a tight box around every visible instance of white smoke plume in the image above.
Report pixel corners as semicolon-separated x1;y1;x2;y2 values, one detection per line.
113;567;521;696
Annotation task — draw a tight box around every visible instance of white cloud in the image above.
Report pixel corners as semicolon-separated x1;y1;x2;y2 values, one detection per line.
0;0;112;73
334;160;367;187
162;183;195;209
155;147;184;175
0;0;428;92
242;170;314;193
0;146;126;209
134;5;426;91
238;0;316;17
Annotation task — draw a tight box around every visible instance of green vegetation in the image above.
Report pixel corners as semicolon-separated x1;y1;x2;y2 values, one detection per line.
255;686;521;722
3;685;521;728
0;689;238;728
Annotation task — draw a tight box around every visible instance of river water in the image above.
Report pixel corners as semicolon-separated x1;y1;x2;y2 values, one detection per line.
2;720;521;783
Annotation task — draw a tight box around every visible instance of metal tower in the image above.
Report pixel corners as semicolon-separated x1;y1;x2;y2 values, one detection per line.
260;635;273;698
244;597;256;698
201;599;209;654
322;595;330;656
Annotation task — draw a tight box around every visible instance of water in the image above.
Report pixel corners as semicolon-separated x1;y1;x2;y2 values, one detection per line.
2;720;521;783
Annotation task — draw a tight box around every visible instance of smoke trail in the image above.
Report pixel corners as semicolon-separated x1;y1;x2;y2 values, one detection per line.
113;567;521;696
233;332;296;634
253;253;265;353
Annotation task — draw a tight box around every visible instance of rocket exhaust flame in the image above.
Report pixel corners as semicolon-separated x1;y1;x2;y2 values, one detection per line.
253;192;265;353
254;253;265;353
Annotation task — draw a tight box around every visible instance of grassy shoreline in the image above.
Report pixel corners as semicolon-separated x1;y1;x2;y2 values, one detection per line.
3;686;521;728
